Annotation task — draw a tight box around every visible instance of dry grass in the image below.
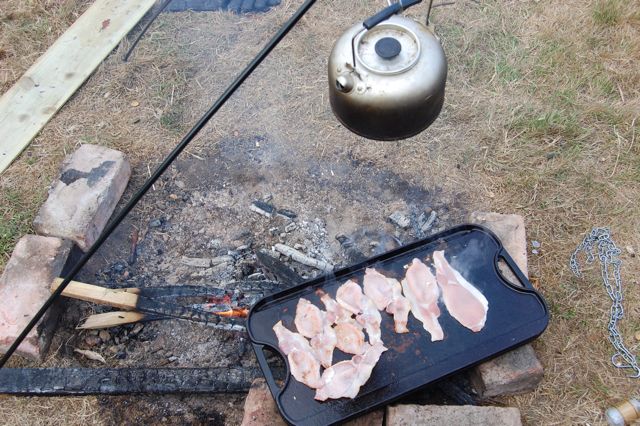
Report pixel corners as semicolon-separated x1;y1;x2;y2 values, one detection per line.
0;0;639;424
0;396;102;426
0;0;92;267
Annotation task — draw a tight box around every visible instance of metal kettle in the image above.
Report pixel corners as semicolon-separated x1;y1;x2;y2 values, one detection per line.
328;0;447;141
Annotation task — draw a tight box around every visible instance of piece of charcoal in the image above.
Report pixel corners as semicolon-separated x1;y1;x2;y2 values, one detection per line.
250;200;275;217
388;211;411;229
276;209;297;219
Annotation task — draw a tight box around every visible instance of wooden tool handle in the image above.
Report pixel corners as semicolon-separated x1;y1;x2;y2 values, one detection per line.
78;311;146;329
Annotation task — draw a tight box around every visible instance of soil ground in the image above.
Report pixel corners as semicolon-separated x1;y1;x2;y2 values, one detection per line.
1;0;639;424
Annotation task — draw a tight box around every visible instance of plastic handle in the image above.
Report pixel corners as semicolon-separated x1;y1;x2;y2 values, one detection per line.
497;249;536;291
362;0;422;30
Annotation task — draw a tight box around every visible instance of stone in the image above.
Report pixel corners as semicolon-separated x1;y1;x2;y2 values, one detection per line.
99;330;111;342
0;235;72;360
386;404;522;426
468;211;543;398
241;379;286;426
33;144;131;252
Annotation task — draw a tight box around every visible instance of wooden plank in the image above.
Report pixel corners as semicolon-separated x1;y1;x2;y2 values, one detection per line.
0;0;156;174
78;311;146;329
51;278;139;310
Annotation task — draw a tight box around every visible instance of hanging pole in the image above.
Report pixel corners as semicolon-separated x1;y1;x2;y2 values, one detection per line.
425;0;434;25
0;0;319;368
123;0;174;62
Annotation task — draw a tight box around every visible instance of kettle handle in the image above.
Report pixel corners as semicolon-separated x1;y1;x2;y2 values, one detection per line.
363;0;423;29
350;0;429;69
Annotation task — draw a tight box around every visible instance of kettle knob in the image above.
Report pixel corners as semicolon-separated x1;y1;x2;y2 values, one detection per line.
375;37;402;60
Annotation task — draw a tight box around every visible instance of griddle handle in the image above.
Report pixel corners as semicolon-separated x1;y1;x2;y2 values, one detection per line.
253;343;283;398
497;249;536;291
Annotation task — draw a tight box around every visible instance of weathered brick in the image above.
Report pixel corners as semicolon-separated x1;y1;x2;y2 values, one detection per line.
386;404;522;426
33;144;131;251
240;378;384;425
469;211;528;275
468;211;543;398
344;409;384;426
0;235;72;360
471;344;544;398
241;379;286;426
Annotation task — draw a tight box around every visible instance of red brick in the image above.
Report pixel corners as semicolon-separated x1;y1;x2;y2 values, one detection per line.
240;378;384;426
33;144;131;251
0;235;72;360
241;379;286;426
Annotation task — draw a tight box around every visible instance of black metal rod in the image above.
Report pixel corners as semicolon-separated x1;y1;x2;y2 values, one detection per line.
0;0;318;368
425;0;434;24
123;0;174;62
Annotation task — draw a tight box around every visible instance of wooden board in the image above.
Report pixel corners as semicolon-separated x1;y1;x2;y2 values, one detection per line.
0;0;156;174
51;278;139;310
78;311;146;329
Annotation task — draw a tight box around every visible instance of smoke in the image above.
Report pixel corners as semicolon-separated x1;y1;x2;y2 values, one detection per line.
446;237;491;280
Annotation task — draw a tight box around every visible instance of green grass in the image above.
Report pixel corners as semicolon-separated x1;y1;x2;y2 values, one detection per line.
0;191;36;267
509;108;583;140
495;58;521;82
160;108;185;132
593;0;623;26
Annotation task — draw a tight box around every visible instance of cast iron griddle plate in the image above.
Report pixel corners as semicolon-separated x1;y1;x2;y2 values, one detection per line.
248;224;548;425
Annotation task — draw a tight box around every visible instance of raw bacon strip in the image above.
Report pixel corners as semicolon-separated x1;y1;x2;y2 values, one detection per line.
273;321;322;389
363;268;411;333
385;279;411;333
336;279;383;345
334;321;366;355
288;349;323;389
353;342;387;389
314;359;360;401
356;296;383;345
433;250;488;332
336;279;364;315
294;298;324;338
401;258;444;341
273;320;313;354
363;268;394;310
310;322;338;368
314;342;387;401
318;291;352;324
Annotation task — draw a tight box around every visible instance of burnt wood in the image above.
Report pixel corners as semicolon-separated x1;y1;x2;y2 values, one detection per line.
0;367;265;395
256;250;304;286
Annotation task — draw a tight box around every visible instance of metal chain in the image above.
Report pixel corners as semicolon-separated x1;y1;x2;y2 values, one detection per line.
570;227;640;378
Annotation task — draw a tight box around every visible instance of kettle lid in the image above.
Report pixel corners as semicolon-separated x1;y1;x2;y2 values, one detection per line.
355;22;420;75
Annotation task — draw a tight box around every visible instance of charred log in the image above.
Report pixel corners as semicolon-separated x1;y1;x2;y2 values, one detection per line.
0;367;268;396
